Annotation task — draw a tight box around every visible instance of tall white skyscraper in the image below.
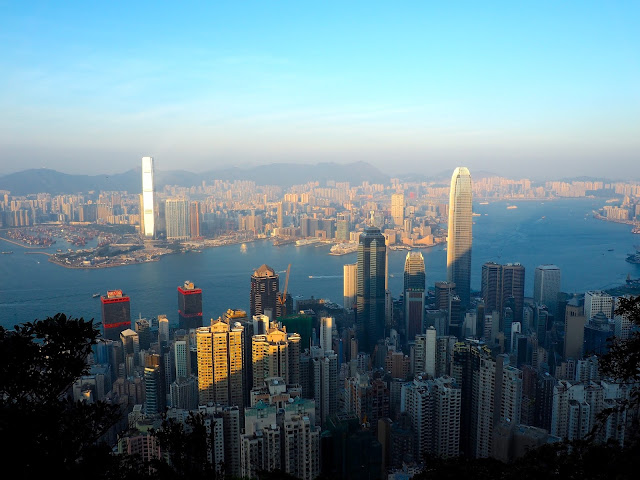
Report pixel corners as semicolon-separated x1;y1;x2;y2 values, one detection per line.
447;167;473;306
533;265;561;316
141;156;155;239
343;263;357;310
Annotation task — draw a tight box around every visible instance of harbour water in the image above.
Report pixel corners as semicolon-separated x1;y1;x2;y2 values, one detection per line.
1;198;639;329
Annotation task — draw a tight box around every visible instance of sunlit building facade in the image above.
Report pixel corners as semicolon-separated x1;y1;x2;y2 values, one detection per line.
141;156;155;239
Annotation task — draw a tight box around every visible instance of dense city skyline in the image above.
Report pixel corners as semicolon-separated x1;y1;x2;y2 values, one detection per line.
1;2;639;178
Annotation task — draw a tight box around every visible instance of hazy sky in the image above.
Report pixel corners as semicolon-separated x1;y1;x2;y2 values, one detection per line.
1;1;638;179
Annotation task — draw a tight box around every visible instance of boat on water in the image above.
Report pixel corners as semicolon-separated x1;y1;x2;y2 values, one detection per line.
92;293;101;298
1;251;13;254
479;201;489;205
507;205;518;209
626;252;640;264
632;226;640;234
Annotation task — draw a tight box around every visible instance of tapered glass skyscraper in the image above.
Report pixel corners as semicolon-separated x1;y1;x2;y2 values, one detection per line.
447;167;473;306
141;156;155;239
404;251;426;341
356;226;386;354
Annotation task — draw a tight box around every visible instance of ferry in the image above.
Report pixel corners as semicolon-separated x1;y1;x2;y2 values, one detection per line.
1;251;13;254
507;205;518;210
92;293;101;298
479;201;489;205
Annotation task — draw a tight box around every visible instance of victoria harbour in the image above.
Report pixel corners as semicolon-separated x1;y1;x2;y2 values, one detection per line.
2;198;639;329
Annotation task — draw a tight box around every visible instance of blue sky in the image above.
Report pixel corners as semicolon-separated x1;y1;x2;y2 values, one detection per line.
0;1;638;179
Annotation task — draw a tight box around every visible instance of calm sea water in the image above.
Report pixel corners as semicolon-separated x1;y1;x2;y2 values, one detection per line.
1;198;639;328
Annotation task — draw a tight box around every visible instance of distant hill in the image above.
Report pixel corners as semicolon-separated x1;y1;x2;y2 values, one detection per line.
0;161;390;195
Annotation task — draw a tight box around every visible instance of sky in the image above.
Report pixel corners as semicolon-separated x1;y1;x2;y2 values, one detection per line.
0;1;639;180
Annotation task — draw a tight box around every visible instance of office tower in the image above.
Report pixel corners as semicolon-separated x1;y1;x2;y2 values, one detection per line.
178;280;203;330
165;198;190;240
391;192;404;227
144;354;165;415
101;289;131;341
158;314;169;346
356;226;386;354
196;320;245;409
250;264;279;319
189;201;201;238
336;214;350;242
343;263;357;310
120;328;139;376
434;281;456;310
278;314;313;352
134;317;151;350
533;265;561;316
141;156;155;239
174;330;191;379
404;252;426;341
584;290;614;320
320;316;334;353
447;167;473;306
564;299;586;359
481;262;525;327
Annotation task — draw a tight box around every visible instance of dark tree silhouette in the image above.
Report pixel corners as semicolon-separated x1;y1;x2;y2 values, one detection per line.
0;313;125;478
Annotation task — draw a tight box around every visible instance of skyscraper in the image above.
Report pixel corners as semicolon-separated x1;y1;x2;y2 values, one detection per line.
189;201;201;239
404;251;426;341
165;198;190;240
481;262;525;327
356;226;386;354
101;289;131;341
141;156;155;239
250;264;279;319
447;167;473;306
178;280;203;330
534;265;561;317
391;192;405;227
196;320;245;409
343;263;357;310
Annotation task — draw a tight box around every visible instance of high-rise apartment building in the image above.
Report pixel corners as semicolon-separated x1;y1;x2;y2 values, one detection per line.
165;198;190;240
404;251;426;341
534;265;561;317
196;320;245;409
101;289;131;341
447;167;473;306
178;280;203;330
189;201;201;238
391;192;405;227
141;156;155;239
252;324;298;387
356;226;386;354
343;263;357;310
250;264;279;319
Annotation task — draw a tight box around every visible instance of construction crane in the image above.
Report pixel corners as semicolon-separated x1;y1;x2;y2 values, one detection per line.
278;263;291;317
